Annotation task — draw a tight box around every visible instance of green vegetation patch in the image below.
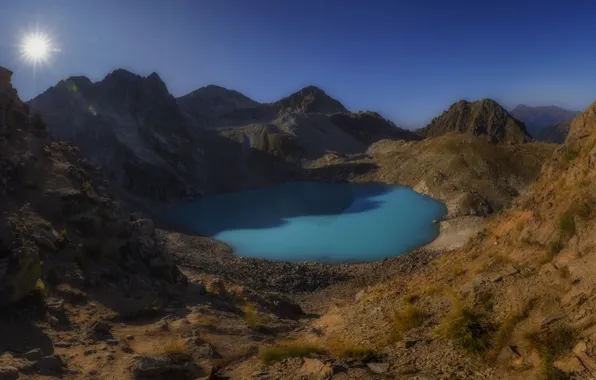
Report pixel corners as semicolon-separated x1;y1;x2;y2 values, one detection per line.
438;307;493;355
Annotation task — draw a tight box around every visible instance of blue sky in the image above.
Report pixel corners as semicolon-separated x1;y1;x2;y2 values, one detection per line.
0;0;595;127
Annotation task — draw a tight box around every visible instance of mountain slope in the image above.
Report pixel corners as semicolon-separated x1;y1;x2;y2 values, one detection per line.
419;99;531;143
28;70;206;207
510;104;580;140
536;119;573;143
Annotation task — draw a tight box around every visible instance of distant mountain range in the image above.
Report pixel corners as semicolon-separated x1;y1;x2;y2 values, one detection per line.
28;70;418;207
509;104;580;142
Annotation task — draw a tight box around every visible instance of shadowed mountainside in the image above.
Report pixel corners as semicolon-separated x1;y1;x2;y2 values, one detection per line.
510;104;580;140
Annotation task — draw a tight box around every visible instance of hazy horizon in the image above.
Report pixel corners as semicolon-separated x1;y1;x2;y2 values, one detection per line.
1;0;595;127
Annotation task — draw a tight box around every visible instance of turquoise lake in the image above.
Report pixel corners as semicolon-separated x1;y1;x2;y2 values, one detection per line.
165;182;447;263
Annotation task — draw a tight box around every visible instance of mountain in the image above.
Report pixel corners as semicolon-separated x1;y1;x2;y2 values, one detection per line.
510;104;580;140
177;84;260;128
419;99;531;143
535;119;573;143
0;66;185;306
28;69;206;208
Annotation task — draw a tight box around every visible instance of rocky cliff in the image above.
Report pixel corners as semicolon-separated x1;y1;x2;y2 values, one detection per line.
419;99;531;143
0;66;186;307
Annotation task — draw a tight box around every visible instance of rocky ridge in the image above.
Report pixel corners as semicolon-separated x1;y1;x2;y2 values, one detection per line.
419;99;531;143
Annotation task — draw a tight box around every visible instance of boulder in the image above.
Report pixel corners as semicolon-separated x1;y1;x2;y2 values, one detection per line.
133;356;202;380
553;355;585;374
367;362;390;374
0;245;41;305
0;366;18;380
35;355;64;375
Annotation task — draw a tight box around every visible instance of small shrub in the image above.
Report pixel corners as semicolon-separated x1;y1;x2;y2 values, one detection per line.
391;306;428;341
81;182;92;192
558;212;576;238
525;325;576;380
438;306;492;355
402;294;420;304
33;279;46;297
57;229;68;248
259;344;323;365
549;241;564;255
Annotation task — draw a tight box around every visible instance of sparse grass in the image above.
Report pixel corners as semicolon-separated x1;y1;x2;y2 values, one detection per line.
259;344;324;365
558;211;576;238
452;263;465;277
492;298;537;354
525;325;576;380
327;339;376;362
242;303;271;328
161;338;190;360
437;302;492;355
391;306;428;341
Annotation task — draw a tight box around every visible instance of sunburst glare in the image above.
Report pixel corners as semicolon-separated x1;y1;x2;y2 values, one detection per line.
19;31;57;66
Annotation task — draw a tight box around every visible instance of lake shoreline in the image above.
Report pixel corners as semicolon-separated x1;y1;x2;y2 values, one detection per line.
161;213;481;311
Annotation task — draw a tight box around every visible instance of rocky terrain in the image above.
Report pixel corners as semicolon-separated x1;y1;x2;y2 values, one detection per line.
510;104;580;141
255;102;596;380
418;99;532;143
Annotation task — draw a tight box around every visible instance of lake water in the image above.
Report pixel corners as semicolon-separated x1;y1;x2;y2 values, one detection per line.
165;182;446;263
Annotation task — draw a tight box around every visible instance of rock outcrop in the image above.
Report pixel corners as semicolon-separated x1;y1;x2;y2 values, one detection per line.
0;66;186;305
419;99;531;143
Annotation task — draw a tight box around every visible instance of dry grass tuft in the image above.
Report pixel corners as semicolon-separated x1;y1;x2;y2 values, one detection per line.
391;306;428;341
492;298;537;355
327;338;376;362
259;344;324;365
242;303;271;328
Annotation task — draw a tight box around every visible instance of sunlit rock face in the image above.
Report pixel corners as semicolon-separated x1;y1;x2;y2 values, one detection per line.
29;70;206;207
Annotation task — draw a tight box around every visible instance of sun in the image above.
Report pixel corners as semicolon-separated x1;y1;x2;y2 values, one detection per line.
20;32;54;64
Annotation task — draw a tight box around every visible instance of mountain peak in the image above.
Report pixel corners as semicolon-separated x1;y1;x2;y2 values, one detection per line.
275;85;348;114
419;99;530;143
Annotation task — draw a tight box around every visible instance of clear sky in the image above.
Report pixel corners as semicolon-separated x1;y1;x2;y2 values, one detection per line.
0;0;595;127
